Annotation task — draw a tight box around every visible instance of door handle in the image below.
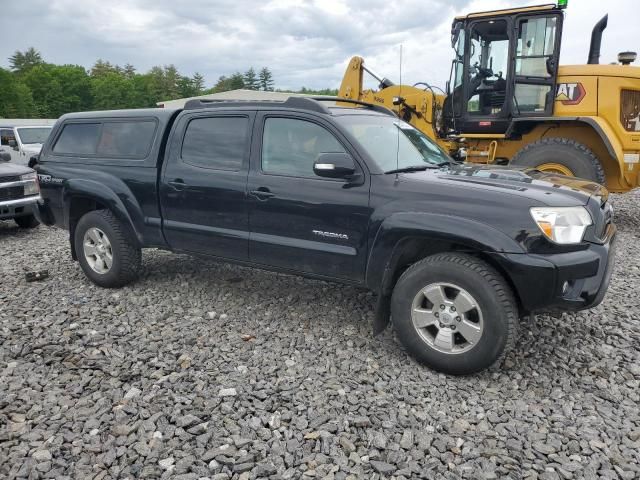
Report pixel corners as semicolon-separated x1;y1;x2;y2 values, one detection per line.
168;179;187;191
250;187;275;200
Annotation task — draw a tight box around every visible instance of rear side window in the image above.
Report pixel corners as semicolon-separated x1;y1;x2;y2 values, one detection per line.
97;122;156;157
1;129;16;145
181;116;248;171
53;123;100;155
52;120;157;158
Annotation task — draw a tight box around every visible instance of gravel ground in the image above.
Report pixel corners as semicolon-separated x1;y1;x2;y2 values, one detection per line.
1;193;639;480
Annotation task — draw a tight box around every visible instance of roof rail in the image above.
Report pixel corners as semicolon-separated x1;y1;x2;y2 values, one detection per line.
183;95;395;117
308;96;396;116
184;96;330;114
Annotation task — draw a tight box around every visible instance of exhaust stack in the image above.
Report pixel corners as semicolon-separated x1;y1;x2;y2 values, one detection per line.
587;14;608;64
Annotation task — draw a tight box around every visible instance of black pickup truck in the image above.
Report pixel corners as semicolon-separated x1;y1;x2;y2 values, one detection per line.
34;97;616;374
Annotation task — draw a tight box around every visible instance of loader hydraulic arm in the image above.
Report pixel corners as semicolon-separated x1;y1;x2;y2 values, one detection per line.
338;56;448;147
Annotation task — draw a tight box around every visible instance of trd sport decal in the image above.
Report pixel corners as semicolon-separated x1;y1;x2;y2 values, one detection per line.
556;82;586;105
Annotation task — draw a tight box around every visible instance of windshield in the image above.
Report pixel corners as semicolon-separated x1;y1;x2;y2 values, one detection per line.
335;115;451;172
17;127;52;145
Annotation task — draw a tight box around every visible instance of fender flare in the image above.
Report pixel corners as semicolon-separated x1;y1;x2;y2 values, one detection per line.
508;116;622;162
62;178;144;246
366;212;524;295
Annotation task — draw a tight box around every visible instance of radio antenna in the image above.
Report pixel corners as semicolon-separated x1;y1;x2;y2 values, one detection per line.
395;44;403;179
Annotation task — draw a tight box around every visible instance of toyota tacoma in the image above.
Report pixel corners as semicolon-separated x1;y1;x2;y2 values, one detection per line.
33;97;616;374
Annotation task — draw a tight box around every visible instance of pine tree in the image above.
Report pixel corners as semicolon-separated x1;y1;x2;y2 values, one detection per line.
192;72;205;94
123;63;136;79
243;67;259;90
9;47;44;73
258;67;274;91
91;60;117;77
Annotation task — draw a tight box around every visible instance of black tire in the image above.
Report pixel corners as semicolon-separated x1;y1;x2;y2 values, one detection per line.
14;214;39;229
391;253;518;375
511;137;606;184
74;209;141;288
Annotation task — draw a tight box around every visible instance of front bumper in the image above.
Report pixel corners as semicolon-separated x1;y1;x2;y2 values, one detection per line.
0;195;40;220
489;225;617;312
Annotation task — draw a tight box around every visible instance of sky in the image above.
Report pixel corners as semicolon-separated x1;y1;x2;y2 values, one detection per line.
1;0;638;91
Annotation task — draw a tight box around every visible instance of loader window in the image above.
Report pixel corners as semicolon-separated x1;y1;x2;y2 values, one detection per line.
516;17;557;78
466;20;509;116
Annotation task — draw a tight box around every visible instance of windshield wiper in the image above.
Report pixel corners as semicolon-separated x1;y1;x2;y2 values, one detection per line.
384;165;440;174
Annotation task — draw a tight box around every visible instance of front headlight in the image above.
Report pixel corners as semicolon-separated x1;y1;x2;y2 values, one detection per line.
530;206;592;244
20;172;39;196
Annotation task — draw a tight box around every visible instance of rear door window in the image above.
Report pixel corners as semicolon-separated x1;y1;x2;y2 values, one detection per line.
181;116;249;171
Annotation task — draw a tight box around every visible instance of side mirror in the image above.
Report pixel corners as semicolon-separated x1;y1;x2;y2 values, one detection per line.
313;152;356;179
0;151;11;162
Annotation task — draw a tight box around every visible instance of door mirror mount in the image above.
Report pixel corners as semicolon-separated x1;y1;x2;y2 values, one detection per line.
8;139;17;149
313;153;356;179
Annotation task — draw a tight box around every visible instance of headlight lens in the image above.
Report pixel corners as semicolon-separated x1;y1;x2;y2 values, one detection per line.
20;172;39;196
530;206;592;244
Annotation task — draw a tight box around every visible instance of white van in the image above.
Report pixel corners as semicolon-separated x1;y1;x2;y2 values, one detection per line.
0;125;53;165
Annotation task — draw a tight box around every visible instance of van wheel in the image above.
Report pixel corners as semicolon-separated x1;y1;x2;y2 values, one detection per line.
511;137;606;184
391;253;518;375
74;209;141;288
15;214;39;229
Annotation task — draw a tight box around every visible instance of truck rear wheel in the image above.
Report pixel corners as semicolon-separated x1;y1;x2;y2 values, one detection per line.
511;137;606;184
74;209;141;288
390;253;518;375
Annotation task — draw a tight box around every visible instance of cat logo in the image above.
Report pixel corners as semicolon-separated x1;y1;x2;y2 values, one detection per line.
556;82;586;105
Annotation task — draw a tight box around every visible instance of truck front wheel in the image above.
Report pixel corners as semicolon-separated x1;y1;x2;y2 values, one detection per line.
74;209;141;288
391;253;518;375
511;137;606;184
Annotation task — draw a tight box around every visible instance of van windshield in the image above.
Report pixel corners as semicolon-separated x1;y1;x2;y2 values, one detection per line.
17;127;52;144
334;114;451;172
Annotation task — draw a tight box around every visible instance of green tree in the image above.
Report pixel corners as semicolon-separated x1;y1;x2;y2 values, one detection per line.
22;64;92;117
0;68;36;117
91;72;134;110
123;63;136;79
258;67;274;91
9;47;44;74
91;59;119;77
243;67;259;90
192;72;205;94
210;72;245;93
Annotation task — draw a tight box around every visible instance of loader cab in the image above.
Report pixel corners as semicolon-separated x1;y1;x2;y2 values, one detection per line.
443;5;564;135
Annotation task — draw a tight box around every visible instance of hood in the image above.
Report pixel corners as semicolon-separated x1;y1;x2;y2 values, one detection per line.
0;162;33;177
433;164;607;206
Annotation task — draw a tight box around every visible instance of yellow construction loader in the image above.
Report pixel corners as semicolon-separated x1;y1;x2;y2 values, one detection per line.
338;1;640;192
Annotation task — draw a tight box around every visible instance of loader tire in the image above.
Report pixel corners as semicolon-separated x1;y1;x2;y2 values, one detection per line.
511;137;606;184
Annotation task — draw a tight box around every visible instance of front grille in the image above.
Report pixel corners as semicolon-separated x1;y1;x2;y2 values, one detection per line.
0;186;24;202
621;89;640;132
0;175;21;183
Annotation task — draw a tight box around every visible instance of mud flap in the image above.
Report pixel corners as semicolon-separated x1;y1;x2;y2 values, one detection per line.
373;294;392;336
